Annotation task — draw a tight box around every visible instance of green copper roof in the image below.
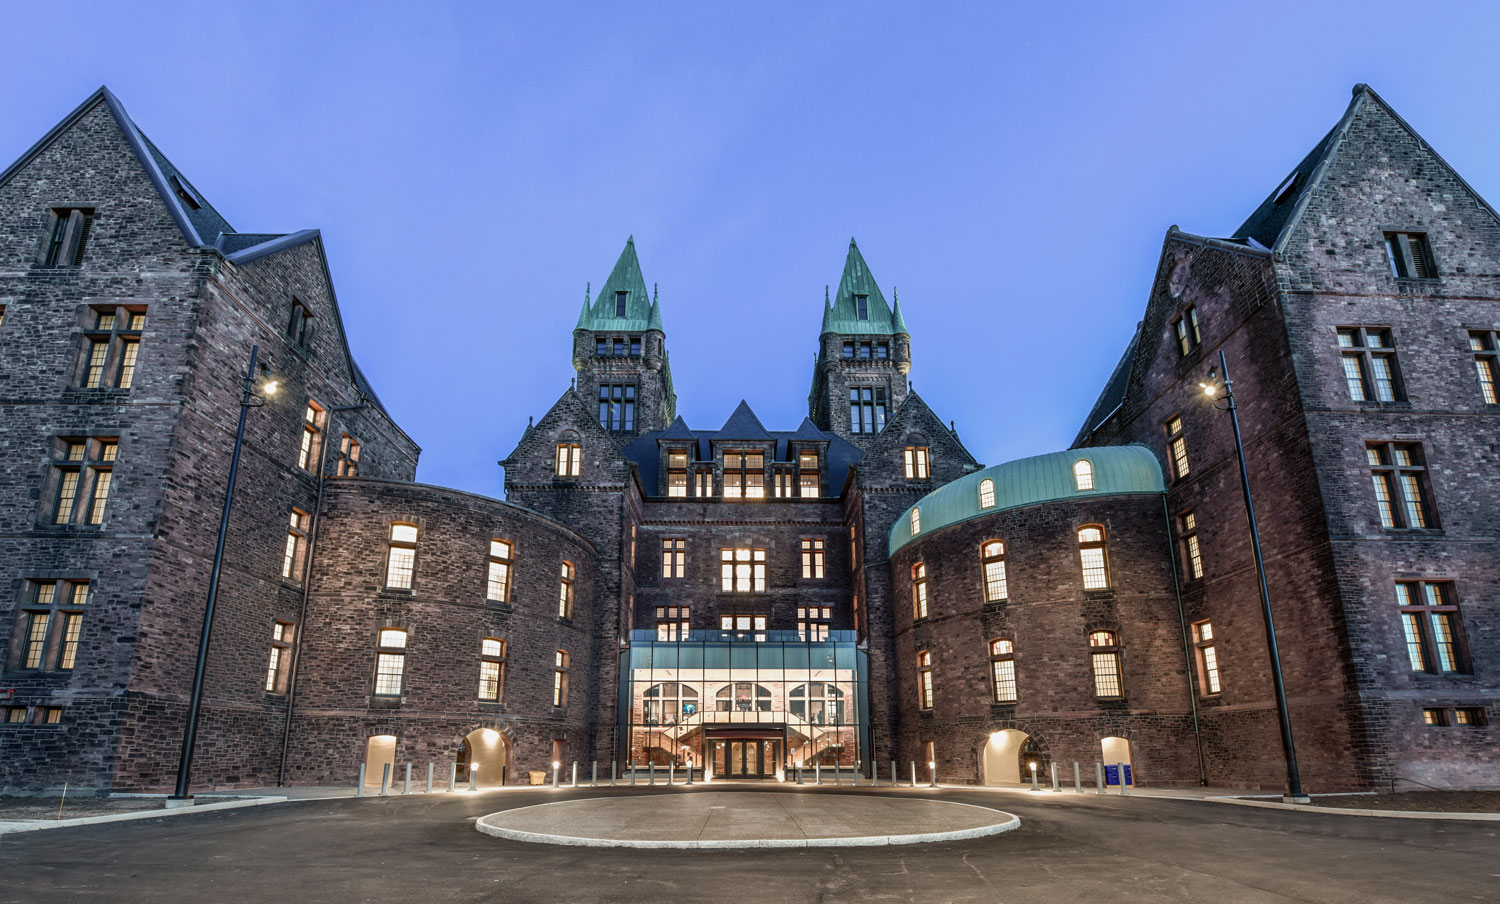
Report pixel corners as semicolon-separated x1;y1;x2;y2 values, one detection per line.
576;237;663;333
888;445;1165;556
820;239;907;336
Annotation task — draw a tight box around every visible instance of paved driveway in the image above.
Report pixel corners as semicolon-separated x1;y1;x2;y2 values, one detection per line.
0;786;1493;903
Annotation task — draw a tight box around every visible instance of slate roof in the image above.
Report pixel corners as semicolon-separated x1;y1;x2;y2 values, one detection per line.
889;445;1165;556
620;403;863;497
1072;324;1140;446
820;239;907;336
576;237;662;333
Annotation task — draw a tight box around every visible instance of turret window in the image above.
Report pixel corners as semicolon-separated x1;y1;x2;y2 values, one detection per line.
911;562;928;620
989;639;1016;703
599;384;636;431
910;507;921;535
1078;526;1110;590
855;294;869;320
981;541;1008;602
385;523;418;589
373;628;407;696
849;387;887;433
916;650;933;709
1089;630;1122;697
558;562;574;620
479;638;506;701
1073;460;1094;491
486;540;512;603
615;291;628;317
978;478;995;508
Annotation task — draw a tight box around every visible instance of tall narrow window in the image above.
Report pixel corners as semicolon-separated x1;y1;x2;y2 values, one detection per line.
79;307;146;389
910;507;921;535
486;540;512;603
1367;442;1435;529
1073;459;1094;491
798;451;819;497
916;650;934;709
38;207;94;267
903;445;930;479
385;523;418;589
1078;526;1109;590
1469;330;1498;405
337;434;361;476
555;443;581;477
978;478;995;508
286;298;314;347
855;294;869;320
989;639;1016;703
667;450;688;496
1164;416;1189;480
558;562;574;619
1193;621;1220;694
265;621;294;693
719;548;766;592
49;438;116;526
1173;307;1201;356
661;538;686;578
1337;327;1401;402
615;291;628;317
655;606;690;641
981;541;1008;602
553;650;570;708
22;609;50;669
282;509;310;583
598;384;636;432
693;468;711;497
801;538;826;579
1396;581;1466;674
722;451;765;499
848;387;888;434
479;638;506;701
1384;231;1435;278
911;562;928;620
1179;511;1203;580
299;402;327;472
373;629;407;696
1089;630;1122;697
797;606;831;640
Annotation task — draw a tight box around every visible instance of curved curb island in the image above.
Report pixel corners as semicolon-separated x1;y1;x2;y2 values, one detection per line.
474;792;1021;849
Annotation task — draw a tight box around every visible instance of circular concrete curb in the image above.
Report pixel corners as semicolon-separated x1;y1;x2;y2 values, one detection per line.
474;795;1021;849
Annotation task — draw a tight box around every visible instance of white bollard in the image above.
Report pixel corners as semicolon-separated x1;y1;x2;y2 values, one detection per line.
890;760;897;787
448;762;457;792
357;763;366;797
426;762;434;794
592;761;598;787
649;762;655;786
380;763;391;796
611;761;618;787
686;760;694;785
1051;762;1060;792
1096;762;1105;794
930;761;937;787
815;761;821;785
910;761;917;787
469;765;477;791
404;763;412;795
553;761;560;788
1074;762;1081;793
1030;763;1039;791
572;761;578;787
1119;762;1130;795
669;762;675;786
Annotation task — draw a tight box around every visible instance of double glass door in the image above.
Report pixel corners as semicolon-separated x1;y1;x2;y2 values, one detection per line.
717;739;779;778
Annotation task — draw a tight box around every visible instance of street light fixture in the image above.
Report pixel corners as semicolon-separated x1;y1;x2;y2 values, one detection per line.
1201;349;1309;803
171;344;278;802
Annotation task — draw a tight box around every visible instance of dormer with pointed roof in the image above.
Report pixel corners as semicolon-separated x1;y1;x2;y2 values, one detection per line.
809;239;912;446
571;237;676;441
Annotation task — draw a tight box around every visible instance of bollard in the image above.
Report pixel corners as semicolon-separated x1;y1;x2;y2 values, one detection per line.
1051;762;1059;792
796;765;803;785
910;761;917;787
611;761;618;787
448;762;457;792
649;762;656;786
1030;764;1039;792
815;761;820;785
631;762;637;786
357;763;366;797
1119;762;1130;795
380;763;391;797
687;761;694;786
1074;761;1081;793
404;763;412;795
891;760;898;788
834;762;840;785
572;761;578;788
592;761;599;787
930;761;937;788
553;762;560;788
469;766;477;792
853;761;860;786
427;762;434;794
1096;762;1105;794
669;762;675;786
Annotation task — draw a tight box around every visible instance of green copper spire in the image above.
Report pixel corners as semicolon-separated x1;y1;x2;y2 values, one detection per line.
820;238;899;336
577;236;661;333
891;286;909;335
575;281;591;330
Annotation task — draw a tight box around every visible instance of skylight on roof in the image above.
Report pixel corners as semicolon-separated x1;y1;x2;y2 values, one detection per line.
1273;172;1301;206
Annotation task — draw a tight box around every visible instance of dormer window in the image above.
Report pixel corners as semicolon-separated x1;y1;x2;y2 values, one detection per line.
855;294;869;320
1073;460;1094;491
615;291;628;317
169;175;202;210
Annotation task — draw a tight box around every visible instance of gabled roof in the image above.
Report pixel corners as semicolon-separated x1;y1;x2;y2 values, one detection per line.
820;238;906;336
717;400;772;439
576;237;662;333
658;415;696;439
1073;323;1140;445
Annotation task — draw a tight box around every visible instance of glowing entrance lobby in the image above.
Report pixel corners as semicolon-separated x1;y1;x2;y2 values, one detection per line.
621;631;869;780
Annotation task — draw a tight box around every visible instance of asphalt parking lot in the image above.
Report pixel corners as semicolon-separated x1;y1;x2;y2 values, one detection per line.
1;785;1495;903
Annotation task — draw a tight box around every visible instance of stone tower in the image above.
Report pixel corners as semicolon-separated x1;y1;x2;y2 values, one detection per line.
809;239;911;446
571;237;676;440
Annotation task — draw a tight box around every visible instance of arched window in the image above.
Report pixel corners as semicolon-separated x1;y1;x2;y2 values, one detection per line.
916;650;934;710
558;562;575;619
385;523;418;589
989;639;1016;703
478;638;506;701
910;507;921;535
981;541;1008;602
978;478;995;508
1077;525;1110;590
789;683;845;725
911;562;928;620
714;683;771;713
373;628;407;696
642;682;699;725
1073;459;1094;491
1089;630;1122;697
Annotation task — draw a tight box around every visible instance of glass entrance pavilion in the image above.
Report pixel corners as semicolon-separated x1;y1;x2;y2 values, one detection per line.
620;630;869;779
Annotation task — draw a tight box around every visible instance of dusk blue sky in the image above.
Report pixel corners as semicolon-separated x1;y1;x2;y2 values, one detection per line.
5;3;1499;497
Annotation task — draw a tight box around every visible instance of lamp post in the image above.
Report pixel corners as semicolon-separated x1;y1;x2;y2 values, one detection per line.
171;345;277;801
1200;349;1308;803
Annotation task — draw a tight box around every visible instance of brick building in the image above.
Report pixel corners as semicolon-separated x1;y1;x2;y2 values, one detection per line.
0;84;1493;794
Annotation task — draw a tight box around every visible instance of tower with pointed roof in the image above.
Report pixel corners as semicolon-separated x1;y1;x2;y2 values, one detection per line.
808;239;912;446
572;237;676;440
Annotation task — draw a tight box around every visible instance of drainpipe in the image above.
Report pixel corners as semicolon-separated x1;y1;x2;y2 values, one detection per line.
277;396;368;785
1162;493;1208;786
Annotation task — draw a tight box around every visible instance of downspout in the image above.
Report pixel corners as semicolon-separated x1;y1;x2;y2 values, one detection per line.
1162;493;1208;786
277;396;367;786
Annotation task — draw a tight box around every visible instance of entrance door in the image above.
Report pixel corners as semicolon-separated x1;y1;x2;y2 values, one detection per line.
724;739;778;778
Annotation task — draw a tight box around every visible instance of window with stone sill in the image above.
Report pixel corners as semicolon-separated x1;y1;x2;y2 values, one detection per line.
722;450;765;499
1396;580;1467;675
384;523;418;590
479;638;506;701
989;639;1016;703
13;579;89;672
1337;327;1402;402
848;387;887;434
720;548;766;593
1078;526;1110;591
981;541;1008;603
282;509;310;583
1469;330;1499;405
372;628;407;696
555;442;581;477
801;538;825;579
903;445;930;480
298;401;327;473
1193;621;1221;695
1384;232;1436;279
265;621;294;693
553;650;570;708
486;539;513;603
1178;511;1203;581
662;538;686;579
1163;416;1189;481
337;434;361;477
1367;442;1436;529
917;650;934;710
47;437;116;526
558;561;575;620
911;562;928;620
666;449;689;496
77;306;146;390
798;450;820;497
1089;630;1123;698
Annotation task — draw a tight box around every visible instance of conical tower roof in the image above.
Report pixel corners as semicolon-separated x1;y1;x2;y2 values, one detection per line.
576;236;661;333
820;238;902;336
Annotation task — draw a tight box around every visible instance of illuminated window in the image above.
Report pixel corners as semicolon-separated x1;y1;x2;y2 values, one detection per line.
978;478;995;508
1077;526;1109;590
373;629;407;696
282;508;310;583
1164;416;1189;480
265;621;294;693
555;443;581;477
667;449;688;496
719;548;766;592
38;207;94;267
558;561;575;620
661;538;686;578
910;507;921;535
1422;707;1447;726
903;445;930;479
848;387;887;434
1468;331;1498;405
79;306;146;389
48;437;116;526
719;615;767;641
989;639;1016;703
553;650;570;708
917;650;934;709
1193;621;1220;694
1454;707;1487;727
1089;631;1122;697
801;538;825;579
789;682;844;723
981;541;1007;602
655;606;690;641
911;562;928;620
479;638;506;701
1178;511;1202;580
1337;327;1401;402
1396;581;1466;674
1384;231;1435;278
722;450;765;499
1173;307;1201;357
337;434;361;476
385;523;418;589
797;606;831;640
15;581;88;672
298;402;327;472
798;450;819;497
1367;442;1435;529
486;539;512;603
1073;459;1094;491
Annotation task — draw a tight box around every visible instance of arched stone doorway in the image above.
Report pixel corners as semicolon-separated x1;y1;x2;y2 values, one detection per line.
1101;736;1133;786
457;728;509;786
981;729;1029;784
363;734;396;788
